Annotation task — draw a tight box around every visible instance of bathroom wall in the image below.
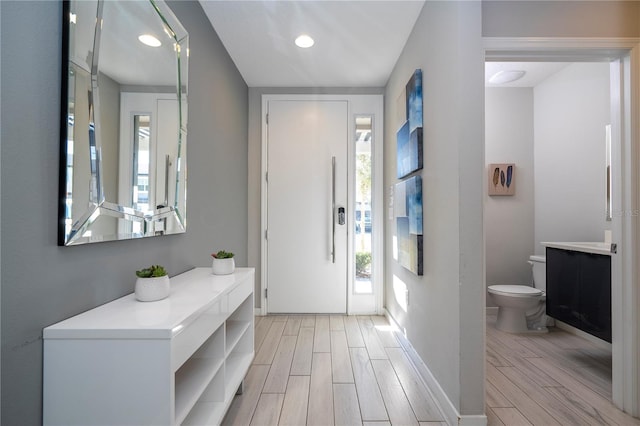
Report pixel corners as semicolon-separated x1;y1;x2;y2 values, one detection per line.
485;63;610;300
384;1;485;416
485;88;535;294
534;63;611;252
0;1;248;423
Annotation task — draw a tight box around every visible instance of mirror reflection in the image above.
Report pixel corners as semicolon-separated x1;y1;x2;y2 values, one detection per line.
59;0;188;245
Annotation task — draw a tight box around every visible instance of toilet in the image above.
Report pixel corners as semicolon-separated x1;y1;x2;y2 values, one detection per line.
488;255;547;333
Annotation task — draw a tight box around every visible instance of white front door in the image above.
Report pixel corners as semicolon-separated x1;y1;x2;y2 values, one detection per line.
266;99;348;313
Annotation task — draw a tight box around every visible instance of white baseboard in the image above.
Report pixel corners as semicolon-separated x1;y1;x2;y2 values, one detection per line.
254;308;263;316
384;310;487;426
459;415;489;426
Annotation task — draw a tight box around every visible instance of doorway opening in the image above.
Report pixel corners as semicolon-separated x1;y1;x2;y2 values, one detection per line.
484;38;639;418
261;94;384;315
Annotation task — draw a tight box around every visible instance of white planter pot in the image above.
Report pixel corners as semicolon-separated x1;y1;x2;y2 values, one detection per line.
135;275;170;302
212;258;235;275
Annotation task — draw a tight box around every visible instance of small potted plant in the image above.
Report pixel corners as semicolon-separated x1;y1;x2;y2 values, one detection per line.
134;265;170;302
211;250;235;275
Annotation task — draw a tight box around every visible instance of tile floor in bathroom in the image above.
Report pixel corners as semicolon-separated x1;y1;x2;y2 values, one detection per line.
486;313;640;426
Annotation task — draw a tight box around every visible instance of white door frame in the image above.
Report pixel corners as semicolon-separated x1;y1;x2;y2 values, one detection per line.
261;94;384;315
484;37;640;417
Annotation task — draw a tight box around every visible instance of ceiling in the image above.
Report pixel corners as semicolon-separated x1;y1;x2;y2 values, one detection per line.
199;1;572;89
73;1;187;86
199;0;426;87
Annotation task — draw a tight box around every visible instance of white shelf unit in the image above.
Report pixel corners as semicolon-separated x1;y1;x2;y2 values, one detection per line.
43;267;254;426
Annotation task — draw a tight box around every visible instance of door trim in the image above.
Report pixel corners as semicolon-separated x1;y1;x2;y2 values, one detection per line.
485;36;640;417
260;94;384;315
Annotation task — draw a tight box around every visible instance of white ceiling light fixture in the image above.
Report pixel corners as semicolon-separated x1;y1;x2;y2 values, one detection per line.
138;34;162;48
295;34;315;49
489;70;526;84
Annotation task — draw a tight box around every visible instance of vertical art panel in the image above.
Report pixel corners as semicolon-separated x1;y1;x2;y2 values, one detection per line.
394;69;424;275
395;176;423;275
396;121;423;179
406;69;423;133
396;69;424;178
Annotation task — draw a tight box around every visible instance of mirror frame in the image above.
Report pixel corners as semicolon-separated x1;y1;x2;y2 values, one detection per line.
58;0;188;246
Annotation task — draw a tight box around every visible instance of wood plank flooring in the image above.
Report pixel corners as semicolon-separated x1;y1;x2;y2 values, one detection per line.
225;313;640;425
222;315;446;426
486;313;640;426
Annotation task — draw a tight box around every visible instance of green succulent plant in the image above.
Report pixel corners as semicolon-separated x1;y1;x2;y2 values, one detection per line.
135;265;168;278
212;250;234;259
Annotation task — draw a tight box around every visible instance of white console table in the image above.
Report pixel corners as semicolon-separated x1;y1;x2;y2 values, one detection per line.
43;267;254;425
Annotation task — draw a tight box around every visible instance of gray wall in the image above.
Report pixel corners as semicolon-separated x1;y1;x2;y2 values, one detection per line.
384;1;485;415
0;1;248;424
483;1;640;38
485;89;535;295
534;63;611;251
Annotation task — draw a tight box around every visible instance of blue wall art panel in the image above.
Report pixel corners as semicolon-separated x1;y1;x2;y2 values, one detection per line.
395;176;423;275
396;121;423;179
406;69;423;133
397;69;423;179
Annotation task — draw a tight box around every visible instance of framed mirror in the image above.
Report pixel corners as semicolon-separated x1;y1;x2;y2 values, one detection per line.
58;0;188;246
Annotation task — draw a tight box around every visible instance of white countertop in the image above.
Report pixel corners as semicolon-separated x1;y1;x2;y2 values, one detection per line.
43;267;254;340
541;242;614;256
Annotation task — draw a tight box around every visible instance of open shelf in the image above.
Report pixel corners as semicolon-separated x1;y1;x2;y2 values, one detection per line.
174;274;254;424
226;320;251;355
179;280;254;425
225;352;254;396
181;401;225;426
175;357;224;425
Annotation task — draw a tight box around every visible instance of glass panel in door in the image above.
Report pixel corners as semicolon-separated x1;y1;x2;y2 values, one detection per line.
354;116;373;294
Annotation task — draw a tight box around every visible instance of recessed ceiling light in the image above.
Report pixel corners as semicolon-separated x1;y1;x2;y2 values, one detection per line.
138;34;162;48
295;34;314;49
489;70;526;84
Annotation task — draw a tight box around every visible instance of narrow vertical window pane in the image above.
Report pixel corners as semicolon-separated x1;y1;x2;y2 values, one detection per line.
355;116;373;294
133;115;151;213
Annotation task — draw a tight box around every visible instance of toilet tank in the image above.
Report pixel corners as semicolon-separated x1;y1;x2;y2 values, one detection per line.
529;255;546;292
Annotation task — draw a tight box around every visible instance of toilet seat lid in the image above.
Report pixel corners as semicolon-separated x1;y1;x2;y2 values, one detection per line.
488;285;543;296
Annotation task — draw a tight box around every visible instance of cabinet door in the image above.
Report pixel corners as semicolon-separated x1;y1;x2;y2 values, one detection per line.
546;248;581;329
579;253;611;342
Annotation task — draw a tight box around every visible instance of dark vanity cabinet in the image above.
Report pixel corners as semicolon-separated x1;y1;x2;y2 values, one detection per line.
546;248;611;342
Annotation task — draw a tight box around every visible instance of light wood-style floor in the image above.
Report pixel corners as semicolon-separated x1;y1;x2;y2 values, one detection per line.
223;314;640;425
486;313;640;426
222;315;447;426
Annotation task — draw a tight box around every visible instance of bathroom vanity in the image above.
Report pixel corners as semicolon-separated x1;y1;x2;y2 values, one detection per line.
43;267;254;425
543;242;612;342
